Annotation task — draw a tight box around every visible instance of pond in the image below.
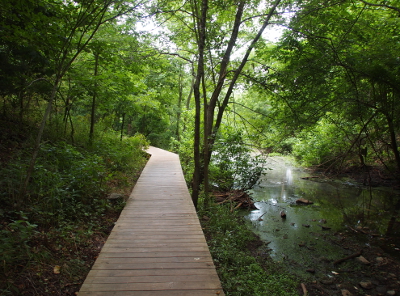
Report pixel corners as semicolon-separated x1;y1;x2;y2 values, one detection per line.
245;156;400;279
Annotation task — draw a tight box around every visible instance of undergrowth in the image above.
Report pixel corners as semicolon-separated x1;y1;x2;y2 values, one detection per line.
0;118;149;295
199;201;298;296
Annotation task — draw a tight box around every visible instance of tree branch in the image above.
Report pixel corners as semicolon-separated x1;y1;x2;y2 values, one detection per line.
359;0;400;13
158;52;193;63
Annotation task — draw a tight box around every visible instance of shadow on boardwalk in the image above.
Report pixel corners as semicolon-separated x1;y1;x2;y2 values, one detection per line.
79;146;224;296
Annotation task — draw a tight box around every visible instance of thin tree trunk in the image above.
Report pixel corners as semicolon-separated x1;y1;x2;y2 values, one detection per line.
120;112;125;141
386;113;400;174
192;0;208;209
186;74;195;110
68;109;75;144
89;52;99;146
176;68;183;141
19;78;60;205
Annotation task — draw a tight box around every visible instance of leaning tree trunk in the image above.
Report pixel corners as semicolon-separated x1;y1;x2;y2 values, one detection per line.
19;78;60;206
202;0;282;202
191;0;208;209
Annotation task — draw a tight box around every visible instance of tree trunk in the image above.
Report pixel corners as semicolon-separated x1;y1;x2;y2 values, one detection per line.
186;74;194;110
120;112;126;141
89;52;99;146
202;0;281;200
191;0;208;209
385;113;400;174
202;0;246;201
176;67;183;141
19;78;60;205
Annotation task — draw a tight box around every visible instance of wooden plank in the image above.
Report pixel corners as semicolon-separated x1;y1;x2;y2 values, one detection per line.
100;245;210;252
107;234;205;240
80;281;222;291
102;238;205;244
95;256;213;264
83;274;220;284
86;268;217;277
79;290;223;296
107;230;204;236
112;224;201;229
90;262;216;270
96;251;212;258
102;243;207;248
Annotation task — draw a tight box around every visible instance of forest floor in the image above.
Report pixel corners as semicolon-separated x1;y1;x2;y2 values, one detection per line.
10;212;120;295
1;207;122;295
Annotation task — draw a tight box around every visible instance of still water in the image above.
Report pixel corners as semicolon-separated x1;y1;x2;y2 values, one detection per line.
245;156;398;275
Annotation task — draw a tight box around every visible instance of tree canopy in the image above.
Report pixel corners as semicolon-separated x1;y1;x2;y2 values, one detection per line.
1;0;399;205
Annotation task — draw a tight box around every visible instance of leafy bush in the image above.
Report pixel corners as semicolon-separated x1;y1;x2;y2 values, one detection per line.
0;217;39;273
170;109;196;185
292;116;353;167
210;130;266;191
0;132;149;227
0;129;149;294
172;117;266;192
92;132;149;173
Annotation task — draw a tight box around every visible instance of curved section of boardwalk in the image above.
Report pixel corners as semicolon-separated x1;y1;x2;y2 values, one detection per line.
79;147;224;296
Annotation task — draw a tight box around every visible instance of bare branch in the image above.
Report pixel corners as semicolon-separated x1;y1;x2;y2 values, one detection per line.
359;0;400;13
158;52;193;63
229;101;274;119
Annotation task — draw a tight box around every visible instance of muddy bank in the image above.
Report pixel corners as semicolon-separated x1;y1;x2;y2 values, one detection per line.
312;164;400;190
298;229;400;296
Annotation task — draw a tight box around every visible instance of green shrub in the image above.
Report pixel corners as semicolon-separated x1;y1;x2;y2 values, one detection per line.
92;132;149;173
210;129;266;191
170;109;196;185
292;116;353;167
0;216;39;274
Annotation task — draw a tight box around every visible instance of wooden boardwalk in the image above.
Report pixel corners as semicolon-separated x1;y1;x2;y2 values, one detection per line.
79;147;224;296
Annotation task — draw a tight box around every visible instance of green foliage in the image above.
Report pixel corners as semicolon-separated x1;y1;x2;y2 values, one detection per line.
210;129;266;191
0;217;38;273
173;116;266;191
236;0;400;174
0;129;148;234
199;203;298;296
292;116;353;167
92;131;149;173
171;109;197;185
0;122;149;293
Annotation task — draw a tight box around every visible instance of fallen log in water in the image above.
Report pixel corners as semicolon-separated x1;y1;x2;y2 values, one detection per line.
296;198;313;205
333;251;362;265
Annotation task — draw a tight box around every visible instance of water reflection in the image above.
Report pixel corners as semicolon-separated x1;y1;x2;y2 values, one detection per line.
245;156;398;276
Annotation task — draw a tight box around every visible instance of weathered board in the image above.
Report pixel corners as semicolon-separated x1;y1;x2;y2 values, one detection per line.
79;147;224;295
